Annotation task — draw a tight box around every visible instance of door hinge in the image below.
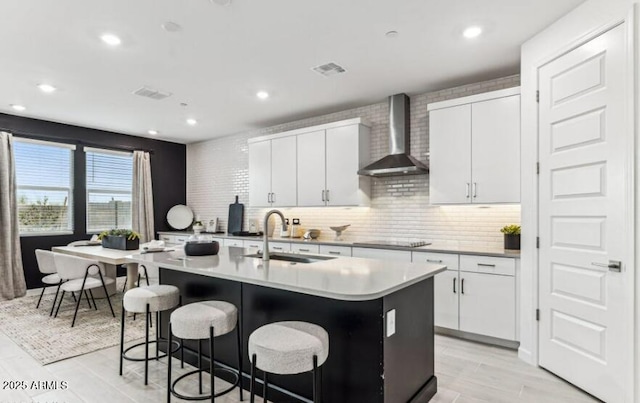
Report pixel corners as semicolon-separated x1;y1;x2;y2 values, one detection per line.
536;162;540;174
536;237;540;248
536;309;540;321
536;90;540;103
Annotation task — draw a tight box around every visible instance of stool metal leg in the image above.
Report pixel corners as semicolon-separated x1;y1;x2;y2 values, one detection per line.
263;372;268;403
156;311;160;360
198;339;203;394
250;354;256;403
167;323;172;403
312;355;318;403
89;290;97;310
36;287;46;309
144;303;150;385
49;282;62;316
237;316;243;402
84;290;92;309
119;306;125;376
210;326;215;403
181;337;184;368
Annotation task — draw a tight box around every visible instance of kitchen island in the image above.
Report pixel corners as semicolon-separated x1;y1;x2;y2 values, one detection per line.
126;246;446;402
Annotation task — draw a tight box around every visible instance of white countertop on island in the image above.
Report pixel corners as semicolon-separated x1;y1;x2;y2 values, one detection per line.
126;246;446;301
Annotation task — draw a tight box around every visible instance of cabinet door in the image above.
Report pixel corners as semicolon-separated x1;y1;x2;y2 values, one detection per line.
471;95;520;203
297;130;326;206
269;241;291;253
248;140;272;207
326;125;360;206
223;238;244;247
429;105;472;204
271;136;297;206
459;272;516;340
291;243;320;254
319;245;352;257
434;270;459;330
352;247;412;262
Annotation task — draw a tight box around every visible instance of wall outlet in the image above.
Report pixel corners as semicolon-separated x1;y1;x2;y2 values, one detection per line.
386;309;396;337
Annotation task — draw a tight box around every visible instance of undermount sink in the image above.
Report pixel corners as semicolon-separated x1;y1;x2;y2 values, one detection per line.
244;252;336;264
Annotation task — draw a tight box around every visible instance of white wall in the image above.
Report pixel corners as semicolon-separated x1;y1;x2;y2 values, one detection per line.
187;75;521;249
520;0;638;400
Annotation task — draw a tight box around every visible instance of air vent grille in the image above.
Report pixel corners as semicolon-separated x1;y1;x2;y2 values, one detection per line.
133;86;172;100
312;62;346;77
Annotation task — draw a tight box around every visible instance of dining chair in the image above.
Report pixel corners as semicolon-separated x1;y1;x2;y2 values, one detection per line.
53;253;116;327
34;250;64;316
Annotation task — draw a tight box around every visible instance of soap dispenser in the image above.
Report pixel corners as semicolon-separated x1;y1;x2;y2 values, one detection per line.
280;218;290;237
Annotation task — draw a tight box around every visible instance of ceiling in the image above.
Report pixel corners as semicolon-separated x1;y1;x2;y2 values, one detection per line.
0;0;584;144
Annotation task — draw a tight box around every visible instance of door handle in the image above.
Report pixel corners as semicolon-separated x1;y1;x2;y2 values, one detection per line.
453;277;456;294
321;190;325;202
328;251;340;255
472;183;477;198
272;193;276;203
461;278;465;294
465;183;470;198
298;248;310;252
591;260;622;272
427;259;443;263
477;263;496;267
326;189;330;202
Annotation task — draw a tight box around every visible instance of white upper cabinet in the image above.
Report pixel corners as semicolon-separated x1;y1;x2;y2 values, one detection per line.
428;87;521;204
249;135;297;207
324;124;370;206
297;130;326;207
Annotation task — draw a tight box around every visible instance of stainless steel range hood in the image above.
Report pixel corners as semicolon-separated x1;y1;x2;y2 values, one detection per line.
358;93;429;177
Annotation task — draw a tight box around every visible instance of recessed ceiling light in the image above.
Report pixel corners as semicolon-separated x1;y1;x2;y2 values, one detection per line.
10;104;26;112
148;129;158;135
256;91;269;100
463;26;483;39
186;118;197;126
385;31;399;39
38;84;56;93
100;33;122;46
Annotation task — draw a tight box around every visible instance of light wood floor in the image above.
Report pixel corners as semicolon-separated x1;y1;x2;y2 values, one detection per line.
0;330;599;403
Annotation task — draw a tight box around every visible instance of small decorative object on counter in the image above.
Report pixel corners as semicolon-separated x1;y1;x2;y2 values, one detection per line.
330;224;350;241
303;228;321;240
184;237;220;256
291;218;301;238
500;224;521;250
280;218;291;237
192;216;204;234
98;229;141;250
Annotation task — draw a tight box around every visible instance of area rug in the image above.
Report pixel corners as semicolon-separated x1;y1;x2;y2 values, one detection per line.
0;277;147;365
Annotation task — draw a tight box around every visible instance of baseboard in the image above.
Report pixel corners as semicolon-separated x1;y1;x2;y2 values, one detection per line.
518;347;535;365
435;327;520;350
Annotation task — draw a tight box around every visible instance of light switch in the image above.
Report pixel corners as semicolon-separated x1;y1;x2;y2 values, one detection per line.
386;309;396;337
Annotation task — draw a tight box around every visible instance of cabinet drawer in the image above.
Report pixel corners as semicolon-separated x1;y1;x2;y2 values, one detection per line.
269;241;291;252
352;247;411;262
319;245;352;257
159;235;174;243
223;238;244;247
243;240;264;250
291;244;320;254
174;236;189;244
460;255;515;276
412;251;459;270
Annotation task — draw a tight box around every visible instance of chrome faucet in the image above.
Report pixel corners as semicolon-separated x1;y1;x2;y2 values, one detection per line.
263;209;288;261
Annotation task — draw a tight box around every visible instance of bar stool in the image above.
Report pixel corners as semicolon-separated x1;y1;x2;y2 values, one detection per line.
120;284;181;385
168;301;243;402
248;321;329;403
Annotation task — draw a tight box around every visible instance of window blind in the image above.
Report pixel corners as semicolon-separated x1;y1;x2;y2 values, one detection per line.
14;138;75;234
86;148;133;232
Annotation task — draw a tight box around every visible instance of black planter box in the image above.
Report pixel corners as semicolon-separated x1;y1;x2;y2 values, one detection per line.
102;236;140;250
504;234;521;250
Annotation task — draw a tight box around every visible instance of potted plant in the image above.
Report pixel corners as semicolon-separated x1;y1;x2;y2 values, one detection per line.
98;229;141;250
500;224;521;250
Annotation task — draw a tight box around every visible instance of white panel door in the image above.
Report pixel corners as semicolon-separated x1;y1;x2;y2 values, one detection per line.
271;136;297;206
471;95;520;203
538;24;632;403
248;140;272;207
429;105;472;204
297;130;326;207
434;270;459;330
459;272;516;340
326;125;359;206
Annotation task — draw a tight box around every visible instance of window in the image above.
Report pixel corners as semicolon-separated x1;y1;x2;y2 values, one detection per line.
86;148;133;232
14;138;75;234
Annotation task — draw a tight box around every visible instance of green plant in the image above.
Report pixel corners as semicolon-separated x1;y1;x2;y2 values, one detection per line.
97;229;140;240
500;224;521;235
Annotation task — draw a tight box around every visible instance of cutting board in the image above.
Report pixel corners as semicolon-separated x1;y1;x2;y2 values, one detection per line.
227;195;244;234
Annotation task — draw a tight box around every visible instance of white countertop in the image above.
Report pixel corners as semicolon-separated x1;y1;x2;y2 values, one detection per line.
126;246;446;301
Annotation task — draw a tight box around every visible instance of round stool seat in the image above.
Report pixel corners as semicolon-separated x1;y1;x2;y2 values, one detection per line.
123;285;180;313
171;301;237;340
249;321;329;375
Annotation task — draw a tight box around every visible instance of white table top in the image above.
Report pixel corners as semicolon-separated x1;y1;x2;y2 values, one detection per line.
125;246;446;301
52;245;137;265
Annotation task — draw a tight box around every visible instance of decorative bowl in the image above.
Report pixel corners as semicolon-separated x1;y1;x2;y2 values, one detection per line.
184;240;220;256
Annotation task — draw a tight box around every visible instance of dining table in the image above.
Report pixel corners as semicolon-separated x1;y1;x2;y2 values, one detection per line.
51;245;141;298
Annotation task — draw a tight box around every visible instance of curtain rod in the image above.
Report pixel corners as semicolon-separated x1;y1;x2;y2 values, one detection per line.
1;127;155;155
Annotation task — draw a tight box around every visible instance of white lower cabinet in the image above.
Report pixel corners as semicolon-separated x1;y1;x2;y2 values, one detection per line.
223;238;243;247
319;245;352;257
243;240;264;250
434;269;459;329
268;241;291;253
352;247;411;262
290;244;320;254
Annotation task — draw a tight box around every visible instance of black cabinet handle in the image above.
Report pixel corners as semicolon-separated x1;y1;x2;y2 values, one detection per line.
477;263;496;267
461;278;465;294
427;259;443;263
453;277;456;294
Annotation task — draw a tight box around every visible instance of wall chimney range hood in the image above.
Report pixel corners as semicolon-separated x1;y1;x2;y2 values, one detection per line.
358;93;429;177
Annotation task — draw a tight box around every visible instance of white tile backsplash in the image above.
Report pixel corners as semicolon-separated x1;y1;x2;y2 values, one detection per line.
187;74;521;248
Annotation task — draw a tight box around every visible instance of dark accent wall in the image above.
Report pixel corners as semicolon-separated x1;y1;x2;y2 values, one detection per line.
0;113;186;289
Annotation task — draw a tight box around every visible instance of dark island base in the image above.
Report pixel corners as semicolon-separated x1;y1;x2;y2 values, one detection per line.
159;268;437;403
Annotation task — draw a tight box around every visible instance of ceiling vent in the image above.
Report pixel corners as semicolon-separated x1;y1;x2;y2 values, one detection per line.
133;86;172;100
312;62;347;77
